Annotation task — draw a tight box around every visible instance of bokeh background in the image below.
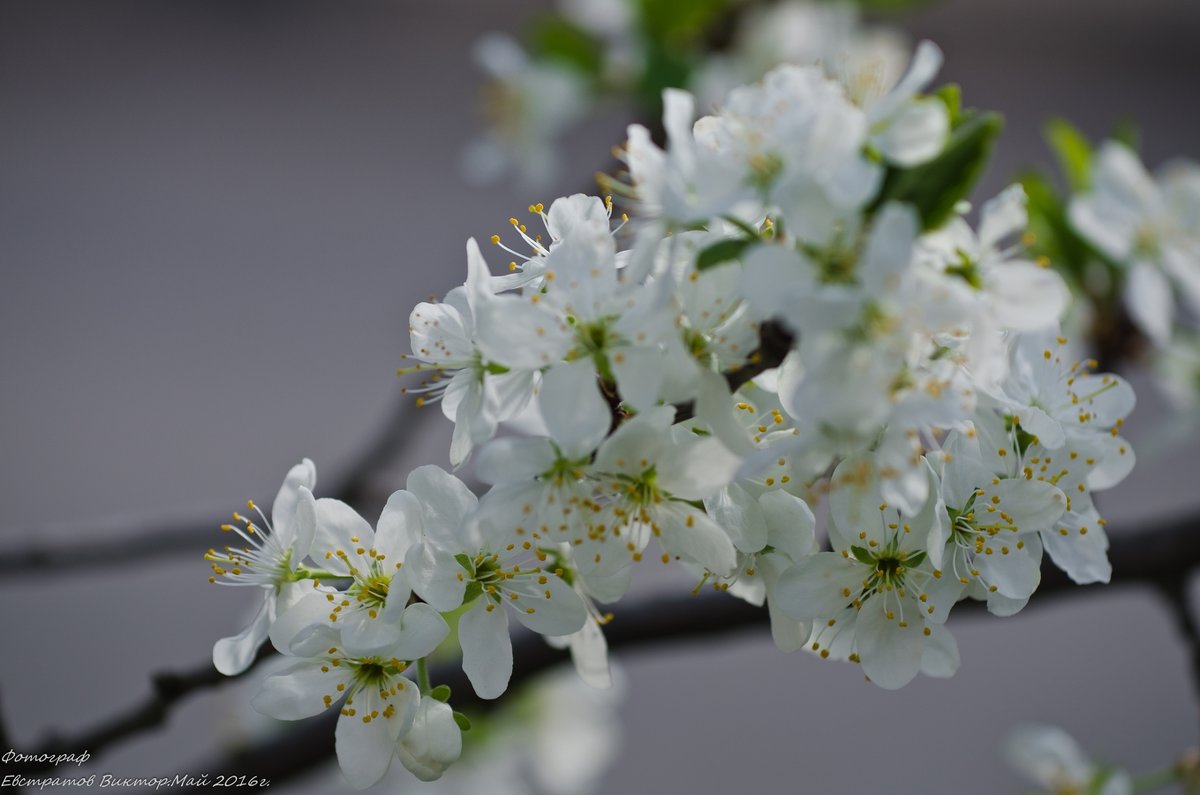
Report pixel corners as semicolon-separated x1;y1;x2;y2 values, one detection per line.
2;0;1200;792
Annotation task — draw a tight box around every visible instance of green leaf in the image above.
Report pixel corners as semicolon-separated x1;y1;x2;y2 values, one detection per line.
452;712;472;731
529;15;603;77
634;40;694;118
850;546;876;566
696;239;753;271
430;685;452;702
1019;171;1089;284
1045;118;1093;192
871;111;1004;231
635;0;730;43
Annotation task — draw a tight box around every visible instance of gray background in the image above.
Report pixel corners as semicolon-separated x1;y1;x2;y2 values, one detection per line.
2;0;1199;792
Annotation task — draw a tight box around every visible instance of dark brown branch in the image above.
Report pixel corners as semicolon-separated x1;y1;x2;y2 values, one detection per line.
136;511;1200;793
8;645;277;776
1156;573;1200;735
674;319;794;423
0;397;419;579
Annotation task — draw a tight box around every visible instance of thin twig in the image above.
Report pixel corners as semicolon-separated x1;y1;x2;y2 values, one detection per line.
1157;572;1200;736
85;511;1200;793
7;645;277;776
0;397;419;578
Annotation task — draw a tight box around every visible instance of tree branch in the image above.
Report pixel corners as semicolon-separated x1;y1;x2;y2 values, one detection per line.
99;510;1200;794
0;397;419;579
674;319;794;423
7;645;277;776
1156;573;1200;735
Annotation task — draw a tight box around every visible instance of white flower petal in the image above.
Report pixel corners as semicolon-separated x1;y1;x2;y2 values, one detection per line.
611;346;668;414
918;622;960;679
270;458;317;547
509;574;588;637
562;616;611;689
459;598;513;699
705;484;768;553
269;590;335;656
375;490;423;563
251;659;348;721
873;98;948;167
855;602;926;690
213;595;270;675
397;696;463;782
1125;260;1174;346
660;506;737;576
773;553;861;621
759;489;816;561
989;262;1070;330
335;683;416;789
656;437;741;500
540;359;611;456
313;498;375;572
407;465;479;550
390;603;451;661
405;541;469;612
474;437;557;485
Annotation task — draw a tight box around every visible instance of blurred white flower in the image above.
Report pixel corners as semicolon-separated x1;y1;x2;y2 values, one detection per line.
1005;724;1132;795
462;33;589;188
1070;141;1200;346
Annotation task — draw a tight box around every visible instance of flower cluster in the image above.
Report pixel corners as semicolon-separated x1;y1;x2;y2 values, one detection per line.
209;43;1137;788
463;0;919;188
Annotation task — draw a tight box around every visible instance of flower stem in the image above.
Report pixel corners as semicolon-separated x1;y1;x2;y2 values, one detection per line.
416;657;432;694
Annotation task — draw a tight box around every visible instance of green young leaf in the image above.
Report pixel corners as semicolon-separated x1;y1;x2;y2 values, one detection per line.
850;545;876;566
452;712;472;731
696;239;753;271
430;685;452;702
1019;171;1090;285
529;15;604;78
1045;118;1093;192
635;0;731;43
871;111;1004;231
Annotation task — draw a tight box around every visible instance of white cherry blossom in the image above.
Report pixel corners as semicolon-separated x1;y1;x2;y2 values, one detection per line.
207;458;318;675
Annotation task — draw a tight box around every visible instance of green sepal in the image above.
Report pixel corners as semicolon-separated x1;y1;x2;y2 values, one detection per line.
430;685;452;702
850;545;876;566
461;581;483;605
452;712;472;731
902;551;927;568
696;239;754;271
